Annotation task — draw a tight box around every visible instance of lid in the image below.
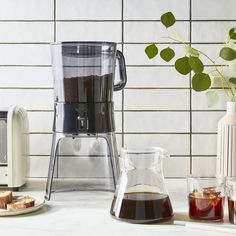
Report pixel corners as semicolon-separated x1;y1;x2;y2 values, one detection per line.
51;41;117;58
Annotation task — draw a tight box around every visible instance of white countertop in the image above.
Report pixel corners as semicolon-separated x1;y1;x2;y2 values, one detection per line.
0;179;235;236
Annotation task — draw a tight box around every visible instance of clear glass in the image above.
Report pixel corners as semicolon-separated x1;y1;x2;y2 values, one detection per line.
110;147;173;223
226;177;236;224
187;176;225;221
51;41;127;103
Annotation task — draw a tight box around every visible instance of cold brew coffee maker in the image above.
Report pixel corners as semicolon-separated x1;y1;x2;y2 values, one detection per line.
45;42;127;200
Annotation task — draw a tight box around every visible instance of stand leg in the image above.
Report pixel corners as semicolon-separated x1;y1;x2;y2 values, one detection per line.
45;133;65;200
103;133;119;189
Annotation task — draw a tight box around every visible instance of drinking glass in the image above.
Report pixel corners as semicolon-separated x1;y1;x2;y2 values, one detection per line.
226;177;236;224
187;176;225;221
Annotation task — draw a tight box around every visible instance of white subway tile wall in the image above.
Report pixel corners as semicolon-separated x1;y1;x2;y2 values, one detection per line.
126;67;189;88
124;22;190;43
124;0;190;20
57;22;122;42
0;0;54;20
0;0;234;179
0;22;54;43
192;0;236;20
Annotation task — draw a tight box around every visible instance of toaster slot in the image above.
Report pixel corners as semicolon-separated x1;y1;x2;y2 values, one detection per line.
0;115;7;164
0;166;8;185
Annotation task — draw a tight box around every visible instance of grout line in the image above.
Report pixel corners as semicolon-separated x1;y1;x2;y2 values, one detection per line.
121;0;125;147
0;42;226;45
0;84;229;92
0;42;227;46
123;110;190;112
122;42;225;45
0;65;51;67
0;87;53;90
53;0;59;178
189;0;193;174
124;87;190;90
122;110;222;112
125;87;230;90
126;64;227;67
28;154;217;157
0;19;235;22
57;19;122;22
123;19;236;22
25;109;226;112
54;0;56;42
28;132;218;135
124;87;189;90
0;64;225;67
26;177;114;180
0;42;51;44
56;19;188;22
0;20;54;22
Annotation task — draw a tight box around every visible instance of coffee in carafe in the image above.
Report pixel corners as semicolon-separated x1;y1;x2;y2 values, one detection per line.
112;192;173;223
110;147;173;223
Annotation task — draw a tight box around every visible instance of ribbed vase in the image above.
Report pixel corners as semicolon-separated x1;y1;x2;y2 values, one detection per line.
217;102;236;176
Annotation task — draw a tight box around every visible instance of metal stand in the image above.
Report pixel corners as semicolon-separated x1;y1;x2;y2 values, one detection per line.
45;132;119;200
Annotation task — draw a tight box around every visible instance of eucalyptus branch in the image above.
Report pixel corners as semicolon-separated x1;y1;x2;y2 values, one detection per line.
163;35;235;101
160;36;188;46
199;49;236;100
145;11;236;106
194;49;235;101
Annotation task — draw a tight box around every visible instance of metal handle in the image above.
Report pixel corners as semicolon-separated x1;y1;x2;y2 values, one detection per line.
114;50;127;91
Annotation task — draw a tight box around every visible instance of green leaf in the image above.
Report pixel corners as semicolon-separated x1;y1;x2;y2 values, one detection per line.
229;28;236;40
192;73;211;91
175;56;192;75
229;77;236;84
220;47;236;61
145;44;158;59
188;56;204;73
161;12;176;28
160;47;175;62
206;91;219;107
184;46;199;57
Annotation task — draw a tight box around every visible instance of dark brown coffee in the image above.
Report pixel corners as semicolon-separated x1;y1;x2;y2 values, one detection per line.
228;198;236;224
188;189;224;221
111;192;173;223
63;73;113;102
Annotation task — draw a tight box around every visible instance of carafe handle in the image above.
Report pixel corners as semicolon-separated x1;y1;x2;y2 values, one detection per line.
114;50;127;91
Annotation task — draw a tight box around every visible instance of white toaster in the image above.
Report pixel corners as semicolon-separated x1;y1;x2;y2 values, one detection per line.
0;106;28;190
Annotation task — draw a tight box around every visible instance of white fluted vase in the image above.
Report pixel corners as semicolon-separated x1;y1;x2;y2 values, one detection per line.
217;102;236;176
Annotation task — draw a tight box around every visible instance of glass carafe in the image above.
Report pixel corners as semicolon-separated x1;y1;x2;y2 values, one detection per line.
110;147;173;223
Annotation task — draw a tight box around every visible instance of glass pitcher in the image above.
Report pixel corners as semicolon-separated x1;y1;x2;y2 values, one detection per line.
110;147;173;223
51;41;127;103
